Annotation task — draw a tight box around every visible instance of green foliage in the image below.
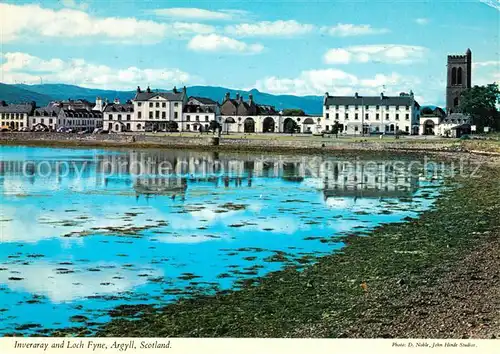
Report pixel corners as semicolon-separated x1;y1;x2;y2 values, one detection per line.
458;83;500;130
282;108;305;116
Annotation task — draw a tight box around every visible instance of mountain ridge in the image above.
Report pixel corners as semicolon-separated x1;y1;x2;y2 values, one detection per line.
5;83;324;114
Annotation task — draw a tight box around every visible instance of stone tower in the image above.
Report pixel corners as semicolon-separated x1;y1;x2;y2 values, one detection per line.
446;48;472;113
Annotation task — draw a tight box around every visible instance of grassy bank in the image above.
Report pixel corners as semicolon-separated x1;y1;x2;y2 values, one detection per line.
45;156;500;339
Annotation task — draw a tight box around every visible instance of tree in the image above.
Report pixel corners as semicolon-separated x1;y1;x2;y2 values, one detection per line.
458;83;500;131
209;120;221;133
165;121;178;132
331;121;341;138
282;108;306;116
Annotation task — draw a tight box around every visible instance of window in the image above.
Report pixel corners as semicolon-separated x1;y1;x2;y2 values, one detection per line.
386;113;389;120
345;105;349;109
149;112;153;119
174;112;178;119
156;102;160;108
33;118;36;123
127;114;131;120
326;113;330;119
395;114;399;120
355;105;359;110
405;126;409;132
205;116;209;122
186;124;190;130
186;115;191;122
138;102;142;107
162;112;166;119
376;114;380;120
49;119;52;124
149;102;153;107
155;111;160;118
354;126;359;132
162;103;166;108
335;105;339;110
365;113;369;120
335;113;339;119
174;102;179;107
345;113;349;119
396;106;400;110
406;105;410;110
355;113;359;120
325;105;329;110
138;112;142;119
405;114;409;120
365;105;369;110
376;105;380;110
118;114;122;121
108;114;112;119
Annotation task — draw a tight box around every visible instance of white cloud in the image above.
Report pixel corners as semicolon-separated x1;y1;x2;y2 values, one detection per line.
473;60;500;68
253;69;420;97
0;52;195;90
187;34;264;54
479;0;500;11
324;45;428;65
415;18;430;25
152;8;246;21
0;3;214;44
320;23;389;37
225;20;314;37
61;0;88;11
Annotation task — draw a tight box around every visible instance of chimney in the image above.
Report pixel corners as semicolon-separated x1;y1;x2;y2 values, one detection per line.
248;94;253;105
236;93;240;101
380;92;384;100
224;92;230;101
146;86;151;93
182;86;187;95
114;98;120;104
0;100;6;107
355;92;359;99
173;86;178;94
323;92;329;105
136;86;141;93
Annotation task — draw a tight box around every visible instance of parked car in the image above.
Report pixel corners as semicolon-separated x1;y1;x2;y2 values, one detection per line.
77;129;88;135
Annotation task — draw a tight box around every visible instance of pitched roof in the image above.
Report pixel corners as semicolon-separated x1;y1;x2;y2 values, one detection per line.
62;109;102;118
0;103;35;114
189;96;217;105
325;95;418;107
103;103;134;113
34;107;59;116
134;91;185;102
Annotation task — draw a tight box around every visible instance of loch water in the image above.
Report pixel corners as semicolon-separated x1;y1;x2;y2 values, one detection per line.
0;145;448;335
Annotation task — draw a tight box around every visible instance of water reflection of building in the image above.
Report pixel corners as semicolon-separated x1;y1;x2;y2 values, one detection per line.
321;161;419;199
133;177;187;196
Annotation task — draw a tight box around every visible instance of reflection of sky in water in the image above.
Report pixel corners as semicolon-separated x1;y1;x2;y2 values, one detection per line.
0;146;445;335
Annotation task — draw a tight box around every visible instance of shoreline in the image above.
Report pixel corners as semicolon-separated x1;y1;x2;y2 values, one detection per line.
34;155;498;338
1;132;500;156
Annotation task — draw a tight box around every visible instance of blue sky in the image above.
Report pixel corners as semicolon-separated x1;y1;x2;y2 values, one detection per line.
0;0;499;106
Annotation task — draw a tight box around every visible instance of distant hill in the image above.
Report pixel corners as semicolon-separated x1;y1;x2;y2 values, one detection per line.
7;83;323;114
0;83;54;105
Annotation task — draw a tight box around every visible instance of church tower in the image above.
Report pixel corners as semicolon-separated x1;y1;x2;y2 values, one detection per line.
446;49;472;113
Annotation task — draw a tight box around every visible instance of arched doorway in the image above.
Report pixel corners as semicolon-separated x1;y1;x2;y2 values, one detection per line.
283;118;297;133
244;118;255;133
262;117;275;133
423;120;435;135
302;117;314;133
115;123;121;132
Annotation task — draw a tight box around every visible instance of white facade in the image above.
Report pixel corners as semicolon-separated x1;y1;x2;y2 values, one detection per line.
218;115;323;134
103;103;134;133
130;87;187;132
323;93;421;135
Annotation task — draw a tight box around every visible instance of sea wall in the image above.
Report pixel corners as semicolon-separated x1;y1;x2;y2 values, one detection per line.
0;132;463;153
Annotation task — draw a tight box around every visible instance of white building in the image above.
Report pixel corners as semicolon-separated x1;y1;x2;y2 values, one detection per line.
419;107;471;137
218;92;323;134
30;107;59;131
102;100;134;133
0;101;35;131
323;92;421;135
130;86;187;132
182;96;219;132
